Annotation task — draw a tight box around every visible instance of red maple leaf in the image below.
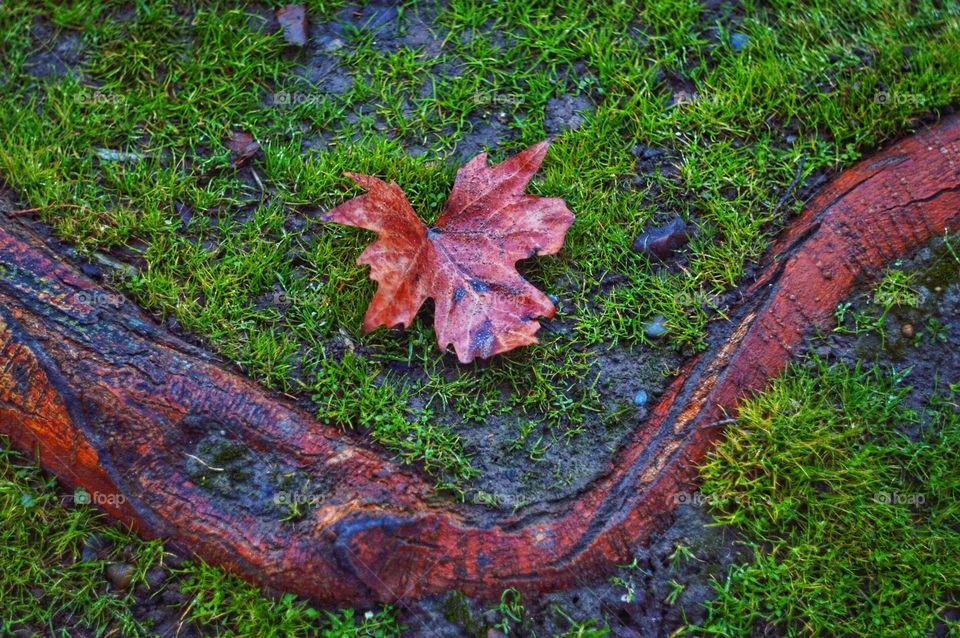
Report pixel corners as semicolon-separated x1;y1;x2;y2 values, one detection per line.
322;141;575;363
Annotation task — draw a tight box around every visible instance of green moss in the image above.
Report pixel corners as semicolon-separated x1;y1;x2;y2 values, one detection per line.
0;438;167;636
692;359;960;636
918;235;960;290
441;592;484;636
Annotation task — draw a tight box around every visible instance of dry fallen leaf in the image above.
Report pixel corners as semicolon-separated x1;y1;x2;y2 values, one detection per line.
322;141;574;363
276;4;308;47
225;131;260;167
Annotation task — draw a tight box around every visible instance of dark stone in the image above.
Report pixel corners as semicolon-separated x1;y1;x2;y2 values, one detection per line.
632;217;691;260
105;562;135;589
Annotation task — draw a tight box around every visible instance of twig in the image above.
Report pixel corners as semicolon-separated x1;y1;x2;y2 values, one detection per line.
702;417;738;429
5;203;86;216
772;153;807;215
184;453;224;472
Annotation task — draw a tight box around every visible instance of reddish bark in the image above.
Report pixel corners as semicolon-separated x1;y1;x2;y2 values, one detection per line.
1;115;959;605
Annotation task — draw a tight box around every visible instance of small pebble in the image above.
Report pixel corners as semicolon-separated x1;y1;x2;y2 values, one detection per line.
633;390;649;407
105;562;136;590
730;32;749;52
901;323;915;338
644;315;668;338
632;217;691;260
632;144;663;160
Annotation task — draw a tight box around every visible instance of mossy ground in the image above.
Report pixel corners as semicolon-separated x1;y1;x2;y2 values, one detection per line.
1;0;959;636
696;360;959;637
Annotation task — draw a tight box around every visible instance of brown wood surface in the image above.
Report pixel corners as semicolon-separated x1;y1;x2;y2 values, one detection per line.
1;115;959;605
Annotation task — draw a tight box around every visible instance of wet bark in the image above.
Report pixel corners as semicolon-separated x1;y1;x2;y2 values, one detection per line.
1;115;959;605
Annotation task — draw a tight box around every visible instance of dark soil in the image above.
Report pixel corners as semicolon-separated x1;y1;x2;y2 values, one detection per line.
24;15;84;80
407;503;747;637
451;339;683;510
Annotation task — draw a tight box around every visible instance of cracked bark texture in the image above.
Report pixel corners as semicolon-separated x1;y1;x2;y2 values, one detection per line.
1;115;959;605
